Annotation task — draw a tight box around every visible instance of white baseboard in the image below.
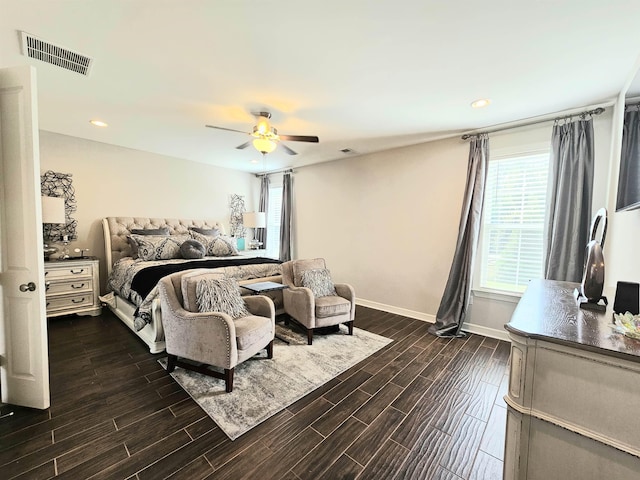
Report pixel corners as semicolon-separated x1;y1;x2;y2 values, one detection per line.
356;298;510;342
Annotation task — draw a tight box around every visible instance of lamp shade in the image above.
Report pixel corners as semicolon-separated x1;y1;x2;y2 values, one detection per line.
243;212;266;228
252;137;277;154
41;196;65;224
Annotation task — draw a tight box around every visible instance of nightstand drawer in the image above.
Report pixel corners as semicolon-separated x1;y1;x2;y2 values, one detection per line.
46;293;94;312
45;264;93;280
44;257;101;317
45;279;93;296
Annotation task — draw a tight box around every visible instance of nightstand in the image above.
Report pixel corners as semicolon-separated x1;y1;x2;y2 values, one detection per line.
44;256;102;317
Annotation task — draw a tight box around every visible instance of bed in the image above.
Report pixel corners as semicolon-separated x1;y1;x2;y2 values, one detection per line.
102;217;283;353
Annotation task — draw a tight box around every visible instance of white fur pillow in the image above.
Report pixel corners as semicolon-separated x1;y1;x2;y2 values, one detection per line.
195;277;249;319
300;268;337;298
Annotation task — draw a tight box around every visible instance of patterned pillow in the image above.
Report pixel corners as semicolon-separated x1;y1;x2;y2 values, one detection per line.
180;239;205;259
127;227;170;258
128;234;189;261
195;277;249;319
300;268;337;298
189;231;239;257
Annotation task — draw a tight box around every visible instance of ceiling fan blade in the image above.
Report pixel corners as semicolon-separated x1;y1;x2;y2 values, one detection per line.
205;125;250;135
280;143;298;155
236;141;251;150
279;134;319;143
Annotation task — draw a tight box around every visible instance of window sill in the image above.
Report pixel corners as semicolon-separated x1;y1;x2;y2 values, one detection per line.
472;288;522;304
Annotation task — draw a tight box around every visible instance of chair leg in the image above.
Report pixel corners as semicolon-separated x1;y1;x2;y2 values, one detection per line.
347;321;354;335
266;340;274;359
307;328;313;345
166;354;177;373
224;368;234;393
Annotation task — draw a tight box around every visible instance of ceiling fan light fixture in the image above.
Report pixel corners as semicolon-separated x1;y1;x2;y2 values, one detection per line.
253;137;277;154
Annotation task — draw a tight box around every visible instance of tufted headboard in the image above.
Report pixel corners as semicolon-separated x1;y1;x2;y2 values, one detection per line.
102;217;226;276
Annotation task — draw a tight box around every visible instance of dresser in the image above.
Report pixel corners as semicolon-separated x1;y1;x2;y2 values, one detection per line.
504;279;640;480
44;257;101;317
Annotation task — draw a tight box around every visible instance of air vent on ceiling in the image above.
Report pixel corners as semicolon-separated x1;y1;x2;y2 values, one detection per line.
20;31;93;76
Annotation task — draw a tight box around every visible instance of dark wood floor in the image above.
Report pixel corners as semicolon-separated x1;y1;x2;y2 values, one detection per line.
0;306;510;480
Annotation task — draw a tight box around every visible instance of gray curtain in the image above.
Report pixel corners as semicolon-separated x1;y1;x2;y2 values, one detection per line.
616;105;640;211
429;134;489;337
257;175;269;248
279;172;292;262
544;117;594;282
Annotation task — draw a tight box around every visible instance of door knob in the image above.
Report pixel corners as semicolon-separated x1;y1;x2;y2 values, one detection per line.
19;282;36;292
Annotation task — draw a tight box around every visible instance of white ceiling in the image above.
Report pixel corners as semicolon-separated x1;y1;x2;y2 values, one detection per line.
2;1;640;173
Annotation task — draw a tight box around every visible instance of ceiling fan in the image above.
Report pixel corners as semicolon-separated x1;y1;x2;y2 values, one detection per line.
205;111;319;155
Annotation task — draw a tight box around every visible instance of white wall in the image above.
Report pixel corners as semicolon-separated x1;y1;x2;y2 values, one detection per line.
293;137;469;320
39;131;257;290
293;109;616;339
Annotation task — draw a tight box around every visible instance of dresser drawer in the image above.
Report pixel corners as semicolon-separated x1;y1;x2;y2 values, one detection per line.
45;279;93;296
45;264;93;280
46;293;95;313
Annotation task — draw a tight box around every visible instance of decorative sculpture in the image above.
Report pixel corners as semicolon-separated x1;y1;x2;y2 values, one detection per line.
575;207;607;311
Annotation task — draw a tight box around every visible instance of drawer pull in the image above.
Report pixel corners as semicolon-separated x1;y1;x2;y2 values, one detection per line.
71;283;86;289
70;269;84;275
46;302;50;307
71;298;86;304
45;282;51;291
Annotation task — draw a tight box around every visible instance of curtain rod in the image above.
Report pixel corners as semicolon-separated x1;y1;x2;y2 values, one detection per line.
461;106;607;140
254;168;293;178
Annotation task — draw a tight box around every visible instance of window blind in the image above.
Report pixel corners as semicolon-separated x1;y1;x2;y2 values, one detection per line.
479;152;549;293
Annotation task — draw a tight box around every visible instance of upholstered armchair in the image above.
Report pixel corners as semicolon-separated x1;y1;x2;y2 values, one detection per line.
158;271;275;393
281;258;355;345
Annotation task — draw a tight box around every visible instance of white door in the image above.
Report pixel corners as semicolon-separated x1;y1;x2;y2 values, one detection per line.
0;65;50;409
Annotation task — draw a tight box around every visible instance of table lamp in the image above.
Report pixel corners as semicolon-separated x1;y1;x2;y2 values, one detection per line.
41;196;65;259
243;212;266;250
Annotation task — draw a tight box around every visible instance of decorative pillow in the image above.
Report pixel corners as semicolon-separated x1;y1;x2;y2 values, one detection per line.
127;227;170;258
292;258;327;287
195;277;250;319
181;270;224;311
189;231;239;257
180;239;205;259
128;234;189;261
300;268;337;298
189;226;221;237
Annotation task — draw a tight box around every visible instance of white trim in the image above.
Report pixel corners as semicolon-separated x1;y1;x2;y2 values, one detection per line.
472;288;521;304
356;298;435;323
356;297;511;342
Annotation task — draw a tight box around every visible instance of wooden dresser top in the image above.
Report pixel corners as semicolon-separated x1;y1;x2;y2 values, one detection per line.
505;279;640;363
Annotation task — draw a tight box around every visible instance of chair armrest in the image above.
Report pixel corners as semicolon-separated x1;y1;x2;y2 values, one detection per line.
335;283;356;321
283;286;315;326
244;295;275;320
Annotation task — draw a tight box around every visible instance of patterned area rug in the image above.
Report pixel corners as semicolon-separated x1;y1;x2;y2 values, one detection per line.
158;324;392;440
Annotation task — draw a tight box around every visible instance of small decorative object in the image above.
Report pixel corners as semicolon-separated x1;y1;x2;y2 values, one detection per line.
613;281;640;315
611;312;640;339
243;212;266;249
74;248;90;258
575;208;608;311
60;235;70;259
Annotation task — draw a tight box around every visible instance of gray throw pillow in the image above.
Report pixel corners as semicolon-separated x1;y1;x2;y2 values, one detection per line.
180;239;205;259
300;268;337;297
195;277;250;319
189;226;221;237
128;227;170;258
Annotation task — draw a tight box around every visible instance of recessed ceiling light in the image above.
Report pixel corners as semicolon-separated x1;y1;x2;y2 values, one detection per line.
250;159;260;164
471;99;491;109
89;119;108;127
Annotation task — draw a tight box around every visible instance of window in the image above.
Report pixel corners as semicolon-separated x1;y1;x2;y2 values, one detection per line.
266;185;283;257
477;152;550;294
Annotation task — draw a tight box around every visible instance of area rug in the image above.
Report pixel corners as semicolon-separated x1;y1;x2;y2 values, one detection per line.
158;324;392;440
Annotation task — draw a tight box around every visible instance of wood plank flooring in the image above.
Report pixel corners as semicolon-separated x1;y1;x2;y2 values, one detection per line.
0;306;510;479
